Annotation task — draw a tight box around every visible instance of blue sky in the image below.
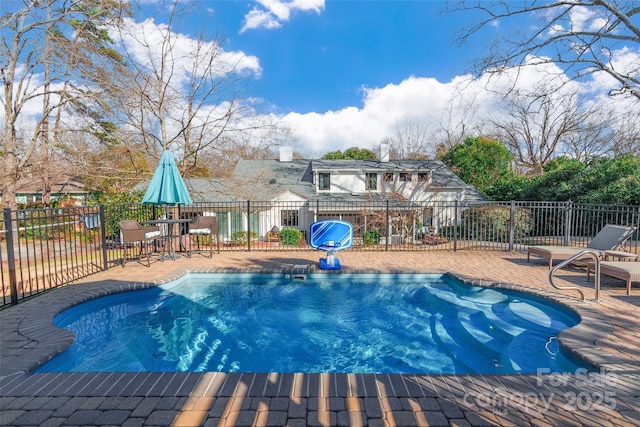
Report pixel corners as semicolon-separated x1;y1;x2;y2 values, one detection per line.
134;0;509;116
192;1;496;114
232;1;482;113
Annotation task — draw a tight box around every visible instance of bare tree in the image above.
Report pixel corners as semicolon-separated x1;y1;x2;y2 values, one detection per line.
489;85;601;174
379;81;488;161
55;128;151;194
1;0;128;209
383;118;435;159
560;119;616;162
452;0;640;100
111;0;282;179
611;108;640;156
557;103;633;161
2;2;55;210
435;77;489;152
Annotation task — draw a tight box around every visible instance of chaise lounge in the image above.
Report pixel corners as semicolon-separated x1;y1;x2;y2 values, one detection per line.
588;259;640;295
527;224;637;269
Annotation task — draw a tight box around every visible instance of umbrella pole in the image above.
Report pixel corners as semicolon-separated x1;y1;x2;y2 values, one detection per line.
162;204;181;260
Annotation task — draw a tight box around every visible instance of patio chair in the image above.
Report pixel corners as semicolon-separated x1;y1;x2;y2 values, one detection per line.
527;224;637;269
187;215;219;258
119;220;165;267
267;226;281;242
587;259;640;295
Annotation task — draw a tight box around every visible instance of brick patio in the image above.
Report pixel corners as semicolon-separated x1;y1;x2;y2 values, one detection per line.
1;250;639;426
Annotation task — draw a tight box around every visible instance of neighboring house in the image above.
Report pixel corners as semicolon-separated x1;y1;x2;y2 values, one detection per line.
0;176;88;206
172;146;485;243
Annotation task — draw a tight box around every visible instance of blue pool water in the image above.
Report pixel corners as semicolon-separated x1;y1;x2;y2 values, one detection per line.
37;273;593;374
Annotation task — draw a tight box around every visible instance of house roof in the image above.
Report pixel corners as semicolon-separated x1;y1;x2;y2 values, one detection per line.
226;159;317;201
0;176;87;195
220;159;485;203
134;158;486;203
134;160;313;202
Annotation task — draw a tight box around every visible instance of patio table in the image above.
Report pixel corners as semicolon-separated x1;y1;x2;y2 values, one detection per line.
142;218;192;260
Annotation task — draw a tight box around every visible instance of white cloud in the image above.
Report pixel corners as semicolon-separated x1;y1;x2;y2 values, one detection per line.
276;60;628;157
241;9;282;33
259;0;325;19
547;5;602;35
241;0;325;32
117;17;262;81
591;47;640;91
281;76;475;156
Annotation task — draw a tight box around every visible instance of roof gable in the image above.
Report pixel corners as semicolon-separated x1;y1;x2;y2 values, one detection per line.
273;190;307;202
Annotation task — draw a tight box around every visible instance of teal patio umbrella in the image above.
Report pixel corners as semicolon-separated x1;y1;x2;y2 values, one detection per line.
142;150;193;207
142;150;192;260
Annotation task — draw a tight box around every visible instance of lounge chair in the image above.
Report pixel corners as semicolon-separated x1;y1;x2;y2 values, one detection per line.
527;224;637;269
187;215;219;258
119;220;165;267
587;259;640;295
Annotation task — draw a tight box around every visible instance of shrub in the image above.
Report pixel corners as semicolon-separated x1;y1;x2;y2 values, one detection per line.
103;204;154;239
281;228;303;246
231;231;258;245
460;206;534;242
363;230;381;244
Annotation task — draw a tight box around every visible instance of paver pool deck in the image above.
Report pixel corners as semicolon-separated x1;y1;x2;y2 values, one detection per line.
1;250;639;426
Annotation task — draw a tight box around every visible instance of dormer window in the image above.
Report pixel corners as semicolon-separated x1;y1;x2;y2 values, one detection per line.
418;172;430;182
318;173;331;190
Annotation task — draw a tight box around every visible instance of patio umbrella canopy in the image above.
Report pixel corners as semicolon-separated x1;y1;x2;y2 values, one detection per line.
142;150;193;206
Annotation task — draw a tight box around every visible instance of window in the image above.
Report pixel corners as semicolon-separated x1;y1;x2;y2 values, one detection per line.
399;172;412;182
384;173;394;182
318;173;330;190
281;210;299;227
421;208;434;228
366;173;378;190
418;172;430;182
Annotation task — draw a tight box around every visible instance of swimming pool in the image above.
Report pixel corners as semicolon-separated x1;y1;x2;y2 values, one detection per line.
37;273;593;374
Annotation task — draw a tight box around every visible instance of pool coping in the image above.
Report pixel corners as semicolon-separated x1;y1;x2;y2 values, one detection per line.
2;265;639;426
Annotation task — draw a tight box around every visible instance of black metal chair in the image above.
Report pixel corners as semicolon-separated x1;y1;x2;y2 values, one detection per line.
187;215;219;258
119;220;165;267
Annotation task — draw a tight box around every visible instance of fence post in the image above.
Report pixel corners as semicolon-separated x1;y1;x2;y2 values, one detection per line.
635;207;640;253
385;200;389;251
3;208;18;305
454;200;458;252
509;200;515;251
247;200;251;252
99;205;108;271
564;200;572;246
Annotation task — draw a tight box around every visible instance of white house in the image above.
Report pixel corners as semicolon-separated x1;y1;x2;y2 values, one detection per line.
181;146;485;243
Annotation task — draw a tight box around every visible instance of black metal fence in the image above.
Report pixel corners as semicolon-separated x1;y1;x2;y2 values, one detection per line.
2;201;638;306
